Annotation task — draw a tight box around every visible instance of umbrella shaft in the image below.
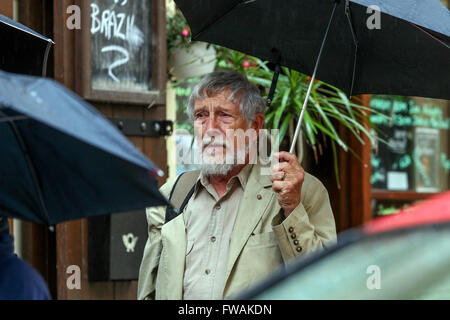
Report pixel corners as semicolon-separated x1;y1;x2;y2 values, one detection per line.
289;1;338;154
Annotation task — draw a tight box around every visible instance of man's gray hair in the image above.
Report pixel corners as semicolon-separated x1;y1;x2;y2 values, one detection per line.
187;71;266;124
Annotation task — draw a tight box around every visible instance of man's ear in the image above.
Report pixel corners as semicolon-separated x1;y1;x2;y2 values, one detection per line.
251;113;265;134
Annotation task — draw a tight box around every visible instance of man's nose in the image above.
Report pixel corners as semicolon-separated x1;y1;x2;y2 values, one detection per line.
204;128;222;141
204;113;219;131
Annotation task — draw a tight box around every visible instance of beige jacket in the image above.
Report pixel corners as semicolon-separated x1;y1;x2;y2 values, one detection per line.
137;164;337;300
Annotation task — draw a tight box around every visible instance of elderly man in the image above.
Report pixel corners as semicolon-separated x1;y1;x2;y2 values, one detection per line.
138;71;336;300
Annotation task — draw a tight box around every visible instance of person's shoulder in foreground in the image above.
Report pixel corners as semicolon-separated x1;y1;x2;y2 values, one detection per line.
0;226;51;300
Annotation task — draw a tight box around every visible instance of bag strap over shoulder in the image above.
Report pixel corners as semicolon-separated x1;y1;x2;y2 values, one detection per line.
165;170;200;224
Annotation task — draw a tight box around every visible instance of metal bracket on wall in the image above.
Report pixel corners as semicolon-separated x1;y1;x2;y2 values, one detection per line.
109;118;173;137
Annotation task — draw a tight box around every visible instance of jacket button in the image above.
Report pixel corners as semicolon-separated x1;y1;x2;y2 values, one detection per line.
293;240;299;245
296;247;303;253
215;204;221;210
257;194;262;200
205;269;211;275
211;236;216;243
288;227;294;233
291;233;296;239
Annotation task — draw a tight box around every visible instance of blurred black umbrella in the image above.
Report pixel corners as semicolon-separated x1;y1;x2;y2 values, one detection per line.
0;14;54;76
0;70;169;225
175;0;450;152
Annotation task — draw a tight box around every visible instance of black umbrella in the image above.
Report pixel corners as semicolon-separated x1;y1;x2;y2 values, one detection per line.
0;14;54;76
0;70;169;225
175;0;450;152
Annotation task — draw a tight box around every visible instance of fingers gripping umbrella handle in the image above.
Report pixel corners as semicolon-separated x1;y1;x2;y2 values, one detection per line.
289;1;339;154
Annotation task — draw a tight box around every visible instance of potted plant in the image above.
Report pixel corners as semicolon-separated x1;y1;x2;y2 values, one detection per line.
166;7;216;82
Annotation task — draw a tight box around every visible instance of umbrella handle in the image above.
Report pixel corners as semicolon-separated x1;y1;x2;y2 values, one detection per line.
289;1;339;155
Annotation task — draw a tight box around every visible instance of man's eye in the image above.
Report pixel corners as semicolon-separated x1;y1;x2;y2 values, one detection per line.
195;112;206;119
219;112;232;118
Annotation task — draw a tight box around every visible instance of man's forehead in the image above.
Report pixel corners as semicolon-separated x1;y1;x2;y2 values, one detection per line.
194;89;240;109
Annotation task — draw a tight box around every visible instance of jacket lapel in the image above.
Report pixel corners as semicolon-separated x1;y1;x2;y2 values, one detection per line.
225;164;273;282
160;213;186;300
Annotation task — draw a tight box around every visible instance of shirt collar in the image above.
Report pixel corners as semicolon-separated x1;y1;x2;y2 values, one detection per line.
194;164;253;198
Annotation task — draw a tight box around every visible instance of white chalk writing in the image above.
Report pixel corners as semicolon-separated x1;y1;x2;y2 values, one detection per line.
90;1;144;83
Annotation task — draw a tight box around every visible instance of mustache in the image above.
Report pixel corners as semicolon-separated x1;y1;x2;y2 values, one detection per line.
201;137;229;149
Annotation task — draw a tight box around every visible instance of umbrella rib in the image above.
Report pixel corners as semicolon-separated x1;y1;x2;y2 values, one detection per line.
266;64;281;107
0;115;28;123
345;0;359;98
0;19;54;43
409;22;450;49
0;112;50;225
41;41;53;77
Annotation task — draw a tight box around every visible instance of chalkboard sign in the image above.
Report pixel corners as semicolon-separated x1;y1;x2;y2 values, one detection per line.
370;95;449;191
79;0;164;104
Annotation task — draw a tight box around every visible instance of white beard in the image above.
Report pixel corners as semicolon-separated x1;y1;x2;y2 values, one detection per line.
200;163;237;176
200;137;250;177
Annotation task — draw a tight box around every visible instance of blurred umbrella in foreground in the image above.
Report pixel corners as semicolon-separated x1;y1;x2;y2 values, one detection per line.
0;14;54;76
0;70;169;225
237;191;450;299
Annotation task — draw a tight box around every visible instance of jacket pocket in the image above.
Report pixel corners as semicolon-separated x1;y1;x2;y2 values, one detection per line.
247;231;277;248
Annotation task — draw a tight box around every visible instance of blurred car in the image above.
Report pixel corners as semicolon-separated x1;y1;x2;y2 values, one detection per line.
236;191;450;299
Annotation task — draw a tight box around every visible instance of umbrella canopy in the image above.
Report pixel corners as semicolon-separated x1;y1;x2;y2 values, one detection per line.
0;70;168;225
175;0;450;100
236;191;450;299
0;14;54;76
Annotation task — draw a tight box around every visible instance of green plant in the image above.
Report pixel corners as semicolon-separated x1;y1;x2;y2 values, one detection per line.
166;8;192;57
216;48;388;188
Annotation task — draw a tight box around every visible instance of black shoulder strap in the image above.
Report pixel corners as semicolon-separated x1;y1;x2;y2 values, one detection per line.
165;170;200;224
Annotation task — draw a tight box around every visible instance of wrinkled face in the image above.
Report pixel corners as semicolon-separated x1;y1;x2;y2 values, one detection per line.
193;89;260;172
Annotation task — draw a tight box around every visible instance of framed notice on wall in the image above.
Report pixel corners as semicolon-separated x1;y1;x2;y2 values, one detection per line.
77;0;165;104
413;127;440;192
